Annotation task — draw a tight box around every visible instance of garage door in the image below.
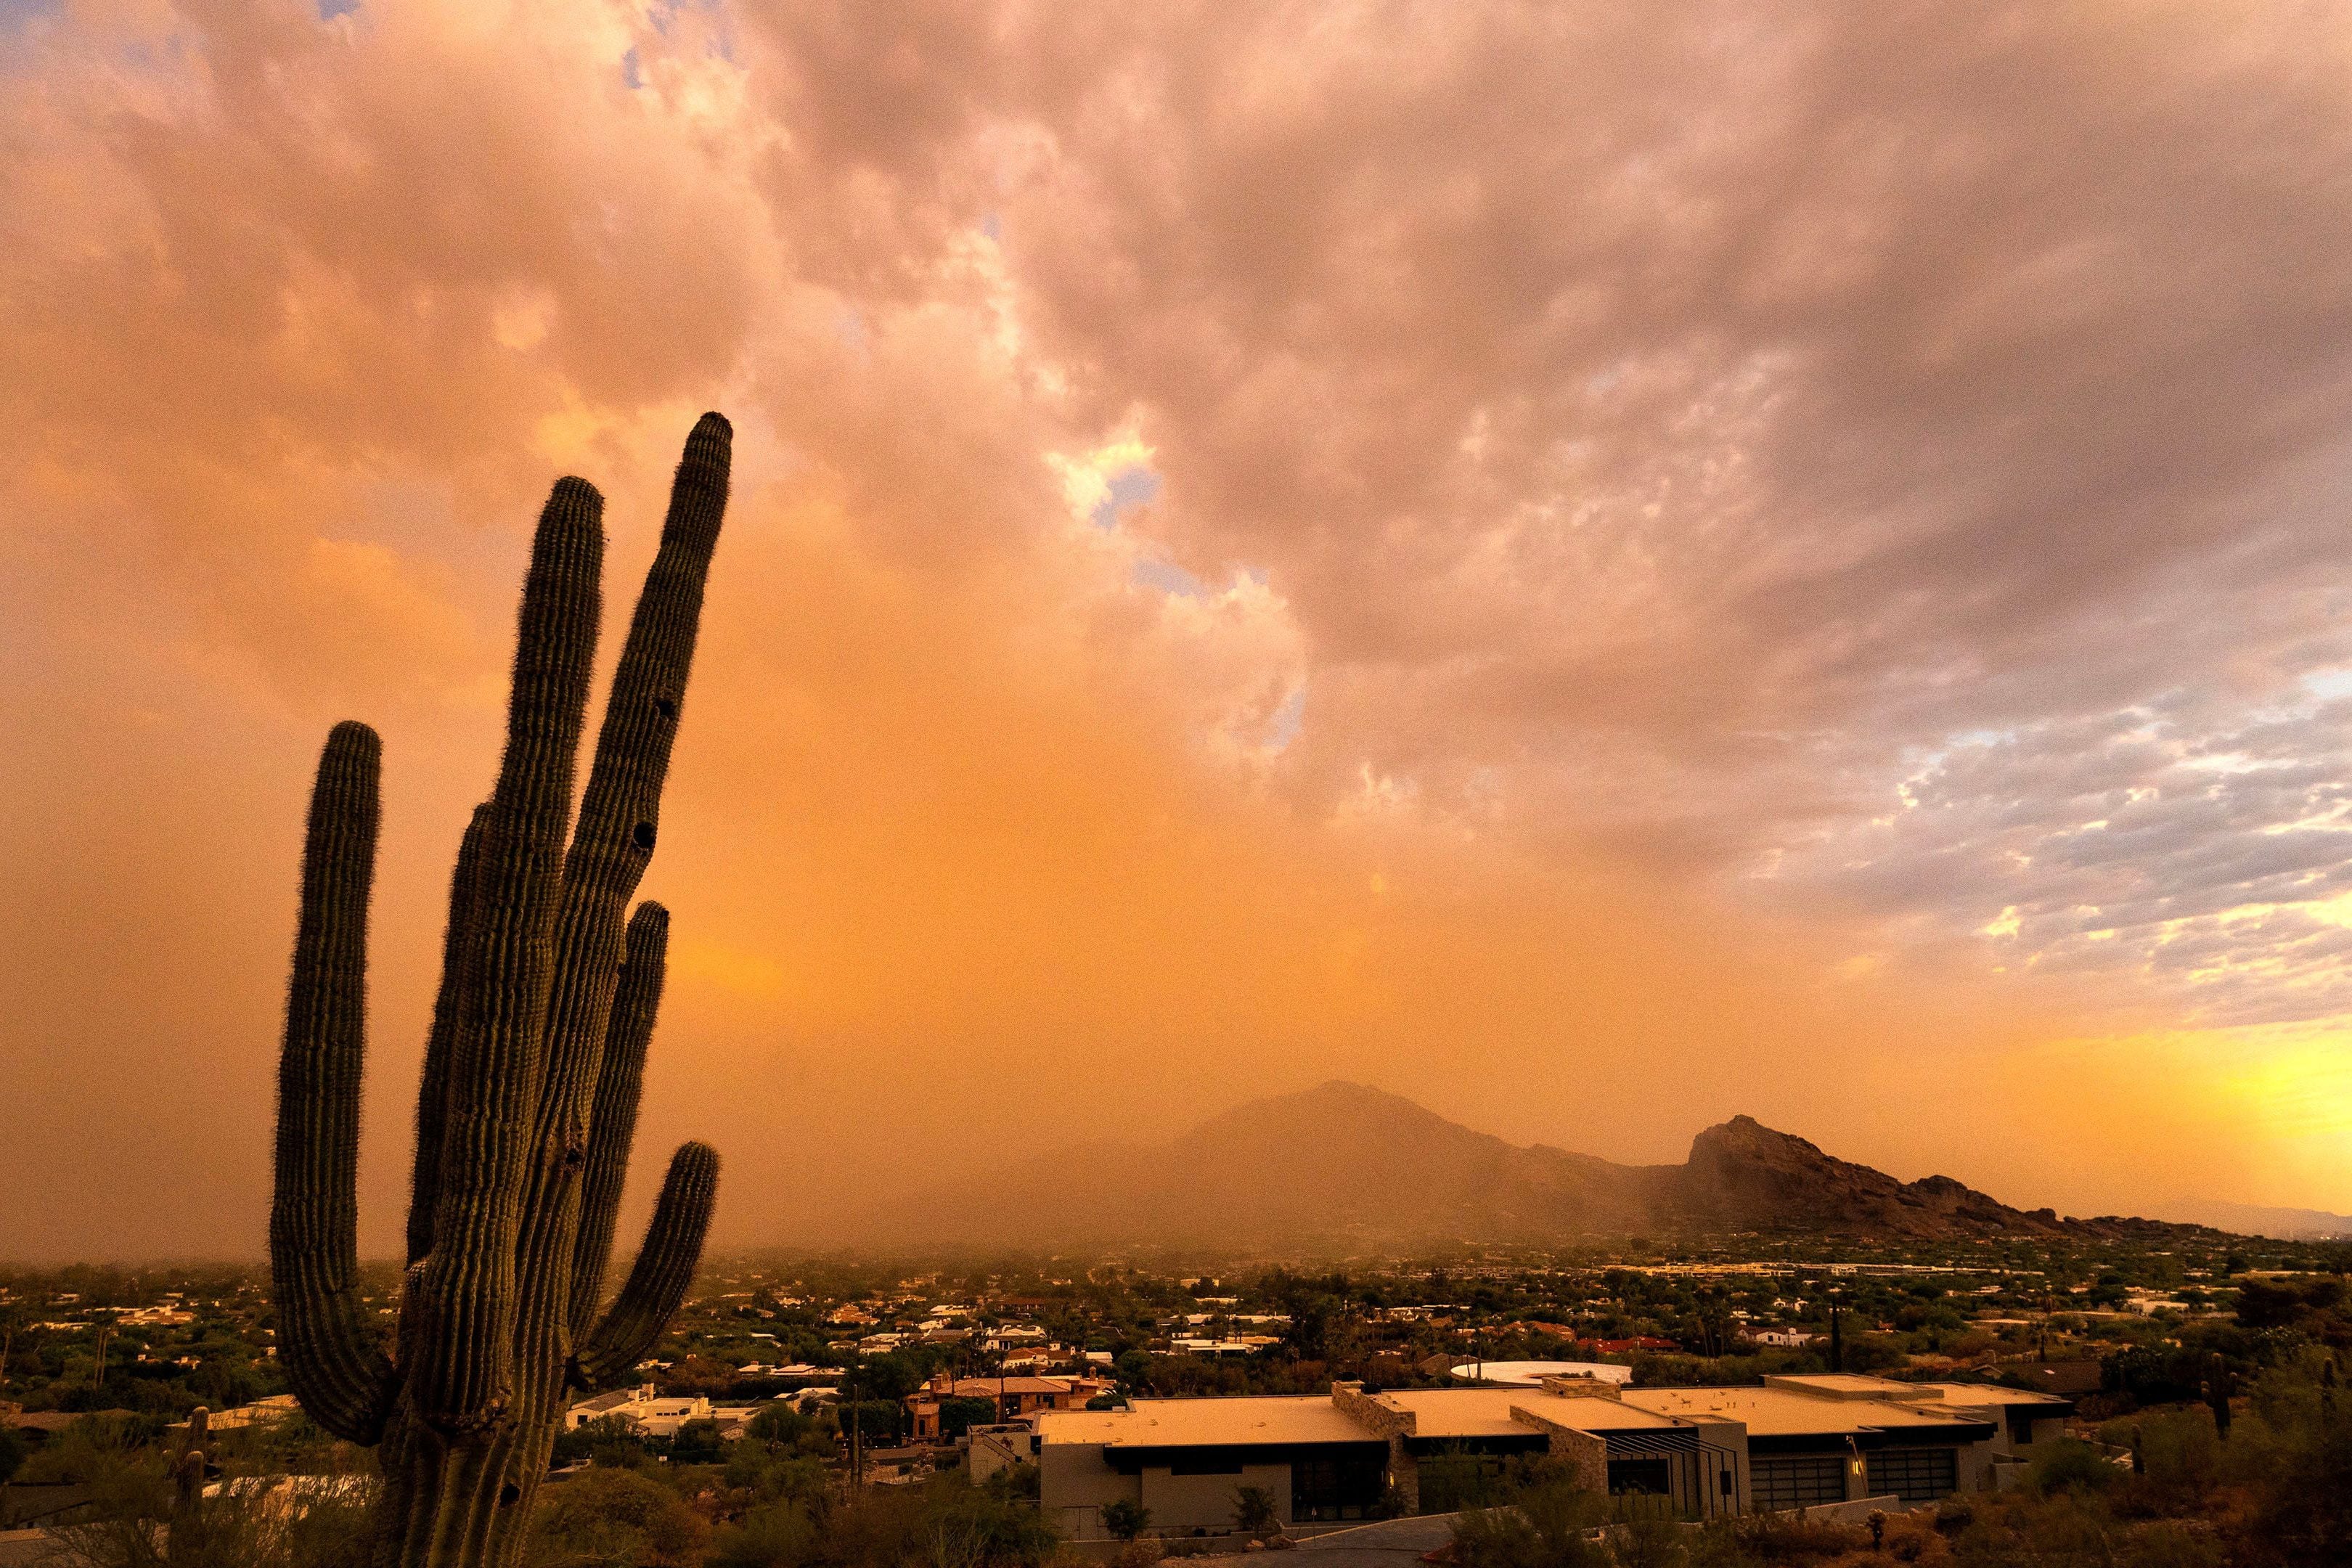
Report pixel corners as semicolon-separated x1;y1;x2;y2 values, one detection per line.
1751;1455;1847;1509
1866;1446;1958;1503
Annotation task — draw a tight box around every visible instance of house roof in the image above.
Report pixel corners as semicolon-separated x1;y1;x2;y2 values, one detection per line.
1382;1387;1684;1437
1904;1384;2073;1414
1040;1395;1369;1448
571;1390;634;1414
1619;1386;1988;1439
926;1376;1078;1400
2012;1362;2105;1395
1761;1374;1917;1400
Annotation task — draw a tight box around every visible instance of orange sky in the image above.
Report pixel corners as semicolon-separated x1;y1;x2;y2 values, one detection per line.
4;0;2351;1260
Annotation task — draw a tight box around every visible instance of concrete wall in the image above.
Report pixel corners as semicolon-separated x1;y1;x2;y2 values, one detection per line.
1042;1447;1292;1540
1694;1423;1749;1517
1138;1463;1294;1535
1040;1445;1139;1541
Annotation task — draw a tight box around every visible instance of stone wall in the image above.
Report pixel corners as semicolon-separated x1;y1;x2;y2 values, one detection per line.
1330;1382;1418;1514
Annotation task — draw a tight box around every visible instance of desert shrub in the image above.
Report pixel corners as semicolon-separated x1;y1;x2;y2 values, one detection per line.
937;1398;999;1440
1450;1468;1612;1568
671;1416;727;1466
530;1466;711;1568
723;1446;829;1511
2027;1437;2121;1497
708;1500;823;1568
1689;1511;1863;1564
2112;1410;2221;1515
1101;1498;1151;1541
552;1413;653;1471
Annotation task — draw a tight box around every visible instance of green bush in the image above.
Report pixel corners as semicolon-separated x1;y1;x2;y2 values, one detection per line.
938;1397;1000;1440
553;1413;652;1470
529;1467;711;1568
707;1501;822;1568
1102;1498;1151;1541
671;1416;727;1466
2028;1437;2123;1497
1450;1468;1611;1568
2117;1410;2221;1514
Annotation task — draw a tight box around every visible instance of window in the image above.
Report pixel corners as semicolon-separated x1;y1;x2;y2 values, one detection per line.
1752;1455;1847;1510
1607;1458;1671;1496
1291;1451;1387;1522
2006;1410;2039;1445
1418;1455;1508;1514
1866;1447;1959;1503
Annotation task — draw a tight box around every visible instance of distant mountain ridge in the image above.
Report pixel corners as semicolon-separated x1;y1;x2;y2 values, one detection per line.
850;1081;2216;1248
2149;1200;2352;1241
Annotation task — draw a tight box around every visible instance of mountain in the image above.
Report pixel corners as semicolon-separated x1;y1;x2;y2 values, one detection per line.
846;1082;2207;1249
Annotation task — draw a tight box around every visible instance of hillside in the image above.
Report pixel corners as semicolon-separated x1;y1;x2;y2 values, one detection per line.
847;1081;2202;1249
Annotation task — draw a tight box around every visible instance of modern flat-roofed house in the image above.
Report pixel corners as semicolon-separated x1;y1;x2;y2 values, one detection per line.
1039;1395;1389;1540
1037;1373;2070;1540
1367;1384;1743;1519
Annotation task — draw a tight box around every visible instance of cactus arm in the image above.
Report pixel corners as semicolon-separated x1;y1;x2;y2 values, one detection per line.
566;902;668;1335
508;415;727;1413
570;1141;718;1391
405;803;489;1268
407;478;605;1433
269;722;397;1444
542;413;729;1139
521;415;730;1266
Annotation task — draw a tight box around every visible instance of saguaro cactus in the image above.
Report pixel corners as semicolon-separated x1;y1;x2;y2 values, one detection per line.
270;415;732;1568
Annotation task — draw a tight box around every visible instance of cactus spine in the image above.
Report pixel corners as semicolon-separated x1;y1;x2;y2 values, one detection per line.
269;415;733;1568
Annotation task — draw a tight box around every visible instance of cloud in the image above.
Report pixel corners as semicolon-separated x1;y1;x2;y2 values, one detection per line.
4;0;2352;1257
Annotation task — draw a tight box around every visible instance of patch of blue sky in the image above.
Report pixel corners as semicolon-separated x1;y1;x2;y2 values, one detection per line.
2;0;63;30
622;46;643;88
1089;465;1161;528
1264;685;1306;752
1130;557;1207;599
317;0;360;18
981;212;1004;242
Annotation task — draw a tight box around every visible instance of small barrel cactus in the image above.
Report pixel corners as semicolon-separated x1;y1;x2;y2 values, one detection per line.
270;415;733;1567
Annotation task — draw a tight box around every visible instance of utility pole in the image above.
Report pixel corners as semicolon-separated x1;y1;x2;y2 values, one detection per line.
848;1358;862;1489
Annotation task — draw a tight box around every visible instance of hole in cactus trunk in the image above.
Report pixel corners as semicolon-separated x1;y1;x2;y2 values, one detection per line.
633;822;656;850
499;1482;521;1508
655;697;677;720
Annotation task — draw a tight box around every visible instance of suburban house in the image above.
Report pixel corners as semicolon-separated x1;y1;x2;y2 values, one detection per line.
906;1373;1113;1441
1032;1373;2070;1540
565;1384;762;1440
